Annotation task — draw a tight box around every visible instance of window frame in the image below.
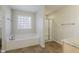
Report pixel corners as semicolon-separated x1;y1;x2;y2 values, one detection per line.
12;10;36;34
17;15;32;30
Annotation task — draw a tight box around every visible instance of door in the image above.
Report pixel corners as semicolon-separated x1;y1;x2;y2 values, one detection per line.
44;19;54;42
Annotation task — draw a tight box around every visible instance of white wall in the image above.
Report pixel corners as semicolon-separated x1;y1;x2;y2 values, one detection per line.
36;6;45;47
49;6;79;43
1;6;11;52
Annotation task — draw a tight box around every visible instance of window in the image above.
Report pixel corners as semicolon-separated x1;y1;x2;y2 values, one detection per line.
17;16;32;29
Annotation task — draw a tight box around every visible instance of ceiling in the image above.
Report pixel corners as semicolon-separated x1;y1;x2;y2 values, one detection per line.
9;5;65;14
9;5;41;12
45;5;65;15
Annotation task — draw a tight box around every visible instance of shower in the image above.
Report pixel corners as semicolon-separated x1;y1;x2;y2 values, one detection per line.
44;15;54;42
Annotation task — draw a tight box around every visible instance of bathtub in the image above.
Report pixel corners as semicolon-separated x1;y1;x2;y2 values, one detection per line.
14;34;40;40
62;37;79;53
6;34;40;51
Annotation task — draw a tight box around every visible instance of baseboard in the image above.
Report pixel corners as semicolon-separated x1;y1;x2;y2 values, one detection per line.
45;38;54;43
53;40;64;45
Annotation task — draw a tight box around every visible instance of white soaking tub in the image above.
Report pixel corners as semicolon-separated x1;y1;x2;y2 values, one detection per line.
6;34;40;51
